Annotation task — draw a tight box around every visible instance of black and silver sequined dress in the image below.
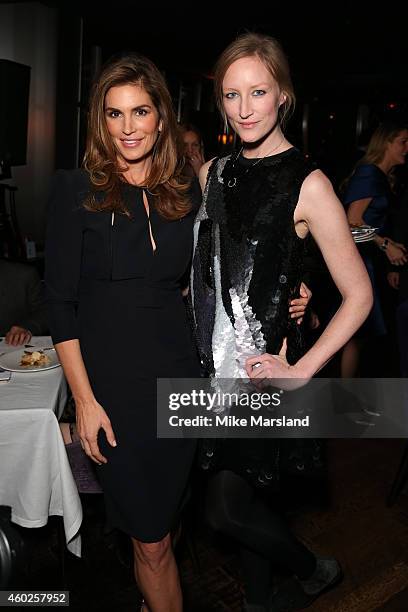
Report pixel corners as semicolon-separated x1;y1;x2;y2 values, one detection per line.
192;148;319;486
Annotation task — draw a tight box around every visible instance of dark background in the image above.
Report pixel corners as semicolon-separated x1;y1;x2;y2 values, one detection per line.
1;1;408;248
52;3;408;183
2;1;408;181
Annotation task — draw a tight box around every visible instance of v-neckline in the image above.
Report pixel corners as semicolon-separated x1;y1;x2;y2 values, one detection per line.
142;189;157;254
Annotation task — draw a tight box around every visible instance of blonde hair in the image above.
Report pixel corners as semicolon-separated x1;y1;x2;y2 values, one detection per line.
342;120;408;194
213;32;295;128
83;53;190;220
359;121;407;166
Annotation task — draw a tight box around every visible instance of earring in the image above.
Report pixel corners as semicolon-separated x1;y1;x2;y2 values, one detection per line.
223;114;229;135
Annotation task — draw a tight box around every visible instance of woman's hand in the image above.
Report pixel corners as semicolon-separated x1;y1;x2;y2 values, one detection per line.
5;325;32;346
309;310;321;330
188;151;205;177
289;282;311;325
387;271;400;290
76;398;117;464
384;240;407;266
245;339;310;391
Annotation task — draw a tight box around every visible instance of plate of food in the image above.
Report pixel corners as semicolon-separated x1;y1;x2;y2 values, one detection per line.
0;347;60;372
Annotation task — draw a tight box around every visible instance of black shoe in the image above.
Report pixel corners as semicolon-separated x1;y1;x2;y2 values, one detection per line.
268;557;342;611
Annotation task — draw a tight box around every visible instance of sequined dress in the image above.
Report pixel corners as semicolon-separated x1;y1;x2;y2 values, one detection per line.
192;148;318;486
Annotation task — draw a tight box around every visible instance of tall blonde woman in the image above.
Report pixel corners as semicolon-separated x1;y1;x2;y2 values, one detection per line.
192;33;373;611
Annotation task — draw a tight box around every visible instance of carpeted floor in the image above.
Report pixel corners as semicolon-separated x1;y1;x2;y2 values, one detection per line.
4;438;408;611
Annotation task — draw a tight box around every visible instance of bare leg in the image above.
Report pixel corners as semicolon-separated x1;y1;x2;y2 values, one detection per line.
340;337;363;378
132;533;182;612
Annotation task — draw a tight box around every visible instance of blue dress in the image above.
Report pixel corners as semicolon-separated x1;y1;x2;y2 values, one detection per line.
343;163;390;336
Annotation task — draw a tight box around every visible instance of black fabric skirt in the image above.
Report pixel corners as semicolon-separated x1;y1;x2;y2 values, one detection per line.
78;279;199;542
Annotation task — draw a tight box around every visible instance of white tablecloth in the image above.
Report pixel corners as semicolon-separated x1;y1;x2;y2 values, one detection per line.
0;337;82;556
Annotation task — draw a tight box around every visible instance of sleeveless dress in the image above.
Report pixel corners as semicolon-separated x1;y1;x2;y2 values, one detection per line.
192;148;322;488
45;169;200;542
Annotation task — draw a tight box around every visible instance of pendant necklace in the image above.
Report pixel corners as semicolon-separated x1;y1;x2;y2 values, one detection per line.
227;137;286;188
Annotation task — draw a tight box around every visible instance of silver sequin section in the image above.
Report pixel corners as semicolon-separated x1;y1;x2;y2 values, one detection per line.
212;226;240;380
191;157;229;326
211;167;266;399
216;155;230;184
192;157;267;404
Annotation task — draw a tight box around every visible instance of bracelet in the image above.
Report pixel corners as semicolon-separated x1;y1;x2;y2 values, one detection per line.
380;238;389;251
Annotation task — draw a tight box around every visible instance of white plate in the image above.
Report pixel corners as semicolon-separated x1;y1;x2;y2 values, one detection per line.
351;225;377;236
351;226;377;243
354;233;376;243
0;347;60;372
350;225;378;233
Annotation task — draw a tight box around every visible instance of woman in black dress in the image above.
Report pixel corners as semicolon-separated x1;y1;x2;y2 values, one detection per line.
45;53;201;611
192;33;374;611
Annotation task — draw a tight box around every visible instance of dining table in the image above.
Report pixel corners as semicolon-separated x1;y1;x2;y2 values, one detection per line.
0;336;82;556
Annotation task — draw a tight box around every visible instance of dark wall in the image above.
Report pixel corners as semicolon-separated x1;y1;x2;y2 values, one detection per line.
0;59;31;167
54;10;82;169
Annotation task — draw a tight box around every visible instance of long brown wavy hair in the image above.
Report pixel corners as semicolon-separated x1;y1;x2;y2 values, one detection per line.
213;33;295;129
83;53;191;219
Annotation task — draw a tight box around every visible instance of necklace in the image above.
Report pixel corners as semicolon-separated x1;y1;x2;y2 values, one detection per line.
226;138;286;188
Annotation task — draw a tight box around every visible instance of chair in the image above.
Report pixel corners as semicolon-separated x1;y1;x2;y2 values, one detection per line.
60;422;102;494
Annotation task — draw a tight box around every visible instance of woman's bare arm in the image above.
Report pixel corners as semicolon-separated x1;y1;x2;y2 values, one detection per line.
198;159;214;192
346;197;372;226
247;170;373;380
293;171;373;376
347;196;407;263
55;339;116;463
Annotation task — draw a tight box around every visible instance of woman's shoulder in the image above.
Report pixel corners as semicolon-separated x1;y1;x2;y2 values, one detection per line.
351;164;388;188
266;146;315;175
186;176;203;212
271;147;318;188
51;168;92;200
52;167;91;190
299;168;333;199
48;169;94;214
198;156;225;191
344;163;387;203
352;163;381;178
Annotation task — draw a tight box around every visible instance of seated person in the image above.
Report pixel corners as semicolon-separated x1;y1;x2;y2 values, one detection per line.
0;259;48;345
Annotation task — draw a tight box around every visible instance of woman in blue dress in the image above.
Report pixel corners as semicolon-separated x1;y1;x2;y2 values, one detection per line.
342;120;408;376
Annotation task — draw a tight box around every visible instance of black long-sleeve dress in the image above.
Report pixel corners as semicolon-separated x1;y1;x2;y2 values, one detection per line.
45;169;199;542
